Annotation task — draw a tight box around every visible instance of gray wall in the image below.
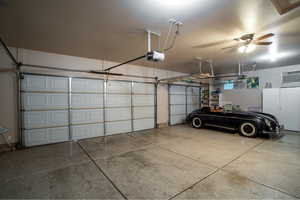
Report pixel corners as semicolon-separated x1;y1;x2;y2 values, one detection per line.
0;47;18;144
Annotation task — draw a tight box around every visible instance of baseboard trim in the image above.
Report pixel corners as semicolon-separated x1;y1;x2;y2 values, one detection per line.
157;123;169;128
0;143;16;153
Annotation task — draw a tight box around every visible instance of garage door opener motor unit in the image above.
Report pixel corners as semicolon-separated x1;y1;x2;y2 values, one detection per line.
102;19;183;72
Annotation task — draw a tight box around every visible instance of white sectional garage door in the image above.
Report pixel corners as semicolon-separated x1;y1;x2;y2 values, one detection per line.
132;82;155;131
169;85;187;125
21;74;156;147
21;75;70;147
105;81;132;135
187;87;200;114
70;78;104;140
169;85;200;125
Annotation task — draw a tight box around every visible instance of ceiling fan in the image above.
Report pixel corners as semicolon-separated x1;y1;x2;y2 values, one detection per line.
222;33;275;53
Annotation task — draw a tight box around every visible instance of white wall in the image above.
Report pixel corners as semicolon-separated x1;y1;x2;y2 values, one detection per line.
216;65;300;111
0;48;186;144
219;89;262;111
247;64;300;89
0;47;18;145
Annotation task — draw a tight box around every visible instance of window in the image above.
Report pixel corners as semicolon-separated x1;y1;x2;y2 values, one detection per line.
224;81;234;90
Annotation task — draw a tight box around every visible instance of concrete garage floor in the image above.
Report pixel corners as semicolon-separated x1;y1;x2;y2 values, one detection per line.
0;125;300;199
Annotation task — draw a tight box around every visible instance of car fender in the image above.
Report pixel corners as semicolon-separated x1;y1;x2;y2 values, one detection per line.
237;118;264;131
189;114;205;123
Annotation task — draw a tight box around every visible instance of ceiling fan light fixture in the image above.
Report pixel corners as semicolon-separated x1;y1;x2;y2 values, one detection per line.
238;44;256;53
153;0;196;9
238;45;246;53
246;44;256;53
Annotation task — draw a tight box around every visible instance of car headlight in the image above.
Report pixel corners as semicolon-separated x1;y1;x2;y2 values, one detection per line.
264;119;272;127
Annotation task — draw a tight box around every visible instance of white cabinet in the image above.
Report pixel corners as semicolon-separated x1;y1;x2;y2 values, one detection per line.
263;88;300;131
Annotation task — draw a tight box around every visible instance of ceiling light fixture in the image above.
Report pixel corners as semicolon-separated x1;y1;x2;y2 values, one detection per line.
269;41;278;62
258;52;295;62
153;0;197;9
238;44;256;53
238;46;246;53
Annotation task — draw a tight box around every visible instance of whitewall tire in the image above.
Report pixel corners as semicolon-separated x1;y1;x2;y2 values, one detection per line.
239;122;257;138
192;117;203;129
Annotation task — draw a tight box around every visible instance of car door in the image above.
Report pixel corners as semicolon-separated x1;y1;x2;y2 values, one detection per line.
209;112;231;127
220;112;241;129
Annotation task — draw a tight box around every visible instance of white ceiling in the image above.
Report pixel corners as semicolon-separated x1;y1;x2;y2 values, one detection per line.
1;0;300;74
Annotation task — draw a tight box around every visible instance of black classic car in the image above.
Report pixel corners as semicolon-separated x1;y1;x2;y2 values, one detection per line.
186;107;282;137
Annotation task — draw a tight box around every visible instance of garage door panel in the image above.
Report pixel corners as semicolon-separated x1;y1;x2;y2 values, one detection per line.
71;78;103;93
105;108;131;121
71;109;103;124
107;81;131;94
23;110;68;129
24;127;69;147
22;75;156;145
133;95;154;106
21;75;68;92
170;95;186;105
49;127;70;144
106;94;131;107
24;129;48;146
187;87;200;95
71;124;104;140
170;105;186;115
170;114;186;125
187;104;199;114
106;120;132;135
71;94;103;109
169;86;186;95
133;118;154;131
133;83;155;94
22;93;68;110
187;95;200;105
133;107;154;119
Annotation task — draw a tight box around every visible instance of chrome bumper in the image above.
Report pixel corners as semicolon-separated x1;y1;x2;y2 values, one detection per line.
263;125;284;135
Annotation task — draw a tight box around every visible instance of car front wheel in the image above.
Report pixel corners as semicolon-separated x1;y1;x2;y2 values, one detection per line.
192;117;203;129
239;122;258;138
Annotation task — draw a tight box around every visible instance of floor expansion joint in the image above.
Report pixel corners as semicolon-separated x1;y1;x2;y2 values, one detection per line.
77;142;128;200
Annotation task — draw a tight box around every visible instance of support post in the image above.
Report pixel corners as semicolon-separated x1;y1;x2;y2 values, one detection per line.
68;78;72;141
103;80;107;142
148;30;151;52
185;86;188;119
154;77;158;128
16;71;23;149
130;81;134;133
168;84;171;126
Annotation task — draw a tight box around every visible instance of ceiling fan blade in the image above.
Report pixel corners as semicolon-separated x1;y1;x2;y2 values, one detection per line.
255;33;275;41
221;44;240;50
193;40;231;49
254;41;273;45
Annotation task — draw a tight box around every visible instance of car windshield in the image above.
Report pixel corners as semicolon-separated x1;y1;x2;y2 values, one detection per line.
200;107;223;113
200;105;243;113
223;104;243;112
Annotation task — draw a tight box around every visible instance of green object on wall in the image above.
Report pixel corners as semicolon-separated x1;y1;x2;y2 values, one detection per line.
247;77;259;88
